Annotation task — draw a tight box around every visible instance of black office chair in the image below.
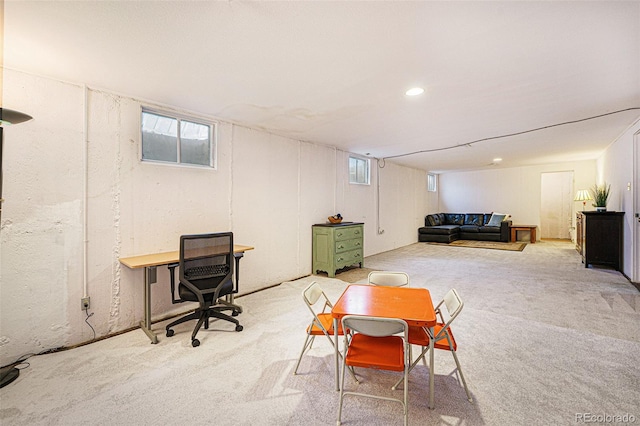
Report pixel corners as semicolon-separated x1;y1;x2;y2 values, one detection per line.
165;232;243;347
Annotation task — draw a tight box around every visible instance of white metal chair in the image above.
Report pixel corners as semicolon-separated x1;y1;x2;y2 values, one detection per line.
367;271;410;287
293;282;356;381
337;315;410;426
393;288;472;402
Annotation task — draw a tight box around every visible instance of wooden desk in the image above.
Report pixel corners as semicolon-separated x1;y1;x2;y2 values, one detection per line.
119;244;254;344
510;225;537;243
332;284;437;408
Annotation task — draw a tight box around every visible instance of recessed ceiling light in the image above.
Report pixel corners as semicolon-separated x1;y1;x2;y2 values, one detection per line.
405;87;424;96
493;157;502;162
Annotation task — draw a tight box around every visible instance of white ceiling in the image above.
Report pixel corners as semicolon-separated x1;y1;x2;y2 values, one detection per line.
4;1;640;173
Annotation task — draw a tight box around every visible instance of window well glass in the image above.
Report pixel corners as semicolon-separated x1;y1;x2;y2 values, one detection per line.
142;112;178;162
349;156;370;185
141;109;215;168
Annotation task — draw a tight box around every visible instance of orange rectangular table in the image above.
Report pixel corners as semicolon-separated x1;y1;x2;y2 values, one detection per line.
332;284;437;408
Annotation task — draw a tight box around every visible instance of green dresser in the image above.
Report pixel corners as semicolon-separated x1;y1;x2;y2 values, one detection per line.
312;222;364;277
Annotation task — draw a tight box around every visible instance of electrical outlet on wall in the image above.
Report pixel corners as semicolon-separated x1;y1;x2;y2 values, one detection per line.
81;297;90;310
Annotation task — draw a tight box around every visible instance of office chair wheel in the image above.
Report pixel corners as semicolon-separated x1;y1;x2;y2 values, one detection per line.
235;325;243;332
192;339;200;347
166;329;174;337
232;310;239;317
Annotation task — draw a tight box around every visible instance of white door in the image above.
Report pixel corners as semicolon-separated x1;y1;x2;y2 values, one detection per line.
541;171;573;239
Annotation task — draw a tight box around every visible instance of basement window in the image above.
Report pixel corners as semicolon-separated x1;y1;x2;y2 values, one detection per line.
349;156;370;185
141;108;216;168
427;173;437;192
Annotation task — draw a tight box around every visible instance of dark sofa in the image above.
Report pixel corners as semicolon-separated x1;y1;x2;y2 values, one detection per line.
418;213;511;243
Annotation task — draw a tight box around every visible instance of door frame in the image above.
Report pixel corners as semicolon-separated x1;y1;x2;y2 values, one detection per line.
633;129;640;283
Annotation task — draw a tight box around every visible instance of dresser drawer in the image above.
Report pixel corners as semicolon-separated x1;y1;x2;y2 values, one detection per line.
335;238;362;253
334;226;363;242
335;249;363;269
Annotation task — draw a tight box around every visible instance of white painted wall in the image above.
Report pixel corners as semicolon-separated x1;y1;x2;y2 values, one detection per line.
0;69;430;364
438;161;597;241
596;117;640;280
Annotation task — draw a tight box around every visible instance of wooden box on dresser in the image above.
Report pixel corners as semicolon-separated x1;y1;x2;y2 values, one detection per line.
312;222;364;278
576;211;624;271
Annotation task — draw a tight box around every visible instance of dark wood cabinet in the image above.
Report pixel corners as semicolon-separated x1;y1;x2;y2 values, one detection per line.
577;211;624;271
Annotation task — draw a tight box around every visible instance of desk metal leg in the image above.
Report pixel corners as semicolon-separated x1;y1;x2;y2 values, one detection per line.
429;325;435;409
223;252;244;313
140;266;158;344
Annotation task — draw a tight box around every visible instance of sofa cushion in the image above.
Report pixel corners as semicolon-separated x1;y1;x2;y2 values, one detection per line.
438;213;446;224
419;232;459;243
464;214;484;226
418;225;460;235
459;225;479;233
487;212;508;227
426;214;441;226
483;214;492;225
444;213;464;225
479;225;501;233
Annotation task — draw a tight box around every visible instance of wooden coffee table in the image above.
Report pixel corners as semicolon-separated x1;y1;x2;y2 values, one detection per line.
510;225;537;243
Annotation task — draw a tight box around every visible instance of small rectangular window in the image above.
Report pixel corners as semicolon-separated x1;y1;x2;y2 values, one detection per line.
427;173;437;192
141;108;215;167
349;156;370;185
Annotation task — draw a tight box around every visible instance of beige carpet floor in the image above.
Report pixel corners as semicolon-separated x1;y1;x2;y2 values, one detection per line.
1;240;638;425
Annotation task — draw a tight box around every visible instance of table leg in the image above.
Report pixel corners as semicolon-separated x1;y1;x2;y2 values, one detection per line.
531;227;536;243
141;266;158;344
510;228;516;242
429;325;435;409
334;317;340;391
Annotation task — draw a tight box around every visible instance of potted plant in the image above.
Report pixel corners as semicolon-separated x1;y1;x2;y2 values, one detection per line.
591;182;611;212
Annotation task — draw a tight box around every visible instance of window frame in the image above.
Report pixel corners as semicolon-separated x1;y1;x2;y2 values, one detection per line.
140;107;217;169
348;155;371;185
427;173;437;192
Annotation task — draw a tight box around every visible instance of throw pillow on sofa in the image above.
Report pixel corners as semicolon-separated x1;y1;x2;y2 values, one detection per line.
487;212;509;227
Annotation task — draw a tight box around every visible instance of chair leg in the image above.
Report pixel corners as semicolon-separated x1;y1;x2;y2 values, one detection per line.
337;344;349;426
165;302;242;346
320;332;358;383
216;298;242;315
293;333;315;375
392;345;429;390
293;332;358;382
190;312;208;343
208;309;240;326
450;350;473;402
165;311;200;333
